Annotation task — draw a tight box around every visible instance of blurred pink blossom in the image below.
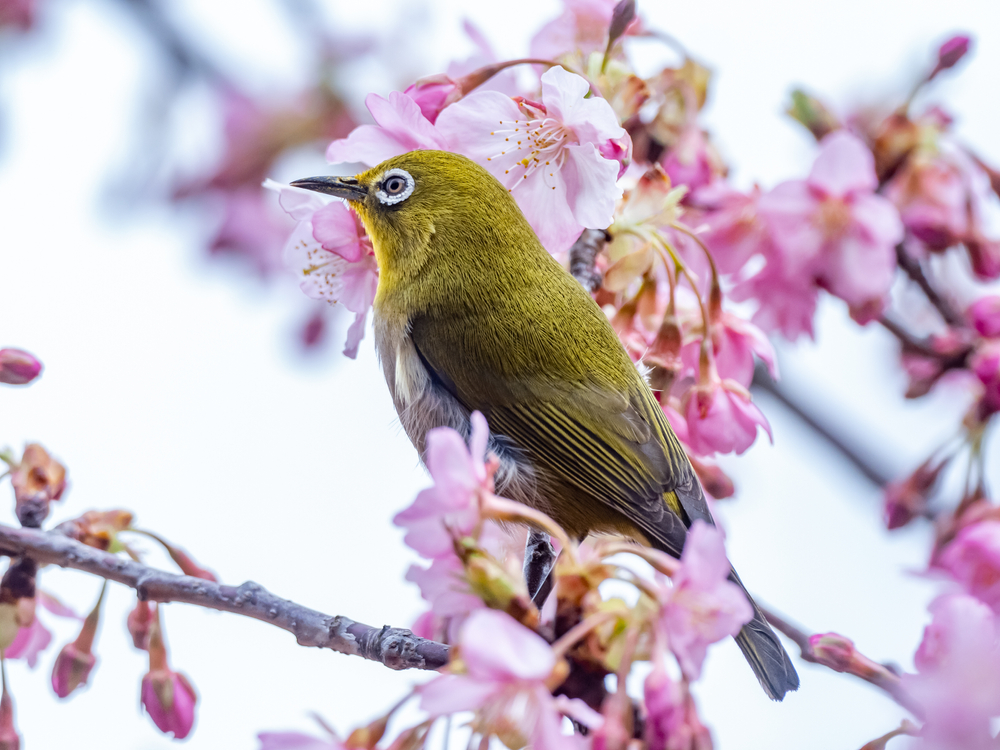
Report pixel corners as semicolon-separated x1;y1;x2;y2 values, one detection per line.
679;312;777;389
759;130;903;310
141;669;197;740
419;609;600;749
663;128;715;193
405;555;483;621
658;521;753;679
968;296;1000;338
937;521;1000;611
696;184;770;274
209;190;294;276
732;260;820;341
904;594;1000;749
682;371;772;457
644;662;712;750
266;181;378;358
530;0;640;60
970;340;1000;413
326;91;448;166
393;412;493;560
885;150;973;251
931;35;972;78
6;617;51;669
436;65;630;255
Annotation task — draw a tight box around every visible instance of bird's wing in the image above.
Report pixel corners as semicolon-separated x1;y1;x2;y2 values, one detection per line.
410;313;702;558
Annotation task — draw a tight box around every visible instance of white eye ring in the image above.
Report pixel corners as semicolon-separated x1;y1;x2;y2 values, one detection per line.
375;168;415;205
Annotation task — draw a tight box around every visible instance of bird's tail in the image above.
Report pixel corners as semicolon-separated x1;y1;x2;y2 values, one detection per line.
729;569;800;701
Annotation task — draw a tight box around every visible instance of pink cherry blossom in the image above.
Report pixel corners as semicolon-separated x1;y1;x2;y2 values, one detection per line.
904;594;1000;750
682;370;772;457
932;35;972;77
265;180;379;359
326;91;448;166
405;555;483;621
732;258;820;341
680;312;777;389
658;521;753;680
420;609;600;749
970;340;1000;414
5;617;52;668
644;662;713;750
885;149;974;251
883;458;945;530
936;521;1000;611
968;296;1000;337
393;412;493;560
695;183;771;275
760;130;903;311
663;127;715;194
436;65;630;255
530;0;640;60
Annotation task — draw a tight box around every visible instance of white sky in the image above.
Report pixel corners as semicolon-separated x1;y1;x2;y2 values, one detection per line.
1;0;999;748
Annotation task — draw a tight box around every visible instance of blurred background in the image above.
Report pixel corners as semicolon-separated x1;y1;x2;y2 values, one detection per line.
1;0;999;747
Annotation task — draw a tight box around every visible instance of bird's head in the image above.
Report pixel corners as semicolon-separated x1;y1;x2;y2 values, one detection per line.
292;150;542;291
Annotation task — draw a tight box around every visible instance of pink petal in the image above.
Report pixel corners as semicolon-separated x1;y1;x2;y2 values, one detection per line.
510;164;583;256
257;732;342;750
311;202;366;262
425;427;479;496
808;131;877;198
263;180;326;221
469;411;489;469
337;259;378;313
850;192;905;246
820;232;896;306
37;591;80;619
460;609;555;681
326;92;446;166
758;181;824;271
6;618;52;668
541;66;624;146
561;142;621;229
419;674;498;715
680;521;731;584
434;90;528;187
342;310;367;359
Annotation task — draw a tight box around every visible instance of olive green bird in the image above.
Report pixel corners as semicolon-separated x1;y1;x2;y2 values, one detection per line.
292;150;800;701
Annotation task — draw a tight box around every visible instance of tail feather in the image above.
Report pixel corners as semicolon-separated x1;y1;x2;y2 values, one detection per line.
729;570;800;701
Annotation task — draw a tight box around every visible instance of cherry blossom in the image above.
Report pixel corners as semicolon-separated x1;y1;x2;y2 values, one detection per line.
936;521;1000;611
436;65;630;255
759;130;904;311
5;618;52;669
682;367;773;457
325;91;448;166
968;296;1000;337
971;341;1000;414
258;732;344;750
658;521;753;679
393;412;493;560
644;662;713;750
265;180;378;358
419;609;600;749
904;594;1000;750
530;0;640;61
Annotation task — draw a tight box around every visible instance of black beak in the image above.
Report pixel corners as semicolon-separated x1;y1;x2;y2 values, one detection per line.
290;175;368;200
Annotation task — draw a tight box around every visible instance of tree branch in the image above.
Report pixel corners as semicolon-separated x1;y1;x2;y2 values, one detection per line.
762;605;923;718
0;523;450;672
751;366;893;487
894;243;964;328
569;228;607;292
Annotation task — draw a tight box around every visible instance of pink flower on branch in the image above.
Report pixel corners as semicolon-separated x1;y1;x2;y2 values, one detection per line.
682;367;772;457
644;663;713;750
266;180;378;358
326;92;448;167
759;130;903;311
436;65;630;255
0;349;42;386
420;609;600;749
393;412;494;560
936;521;1000;612
968;296;1000;338
658;521;753;680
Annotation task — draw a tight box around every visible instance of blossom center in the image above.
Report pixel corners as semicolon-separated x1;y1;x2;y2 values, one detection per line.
488;104;577;189
815;198;852;240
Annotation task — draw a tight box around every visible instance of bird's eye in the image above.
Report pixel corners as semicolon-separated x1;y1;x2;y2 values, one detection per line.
375;168;415;206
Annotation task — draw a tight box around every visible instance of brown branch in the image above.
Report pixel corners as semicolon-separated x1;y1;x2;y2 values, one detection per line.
751;366;893;487
761;606;923;718
894;243;964;328
569;229;608;292
0;523;450;672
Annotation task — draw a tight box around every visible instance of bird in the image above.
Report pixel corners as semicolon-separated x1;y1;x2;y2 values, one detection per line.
291;149;800;701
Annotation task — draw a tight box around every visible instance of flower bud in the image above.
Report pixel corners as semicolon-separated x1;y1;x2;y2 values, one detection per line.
882;458;946;530
967;236;1000;281
403;75;461;124
930;35;971;78
54;510;133;551
7;444;66;528
0;677;19;750
688;454;734;499
971;340;1000;415
809;632;883;681
786;89;839;142
127;599;154;650
140;610;197;739
968;296;1000;338
51;583;105;698
0;350;41;386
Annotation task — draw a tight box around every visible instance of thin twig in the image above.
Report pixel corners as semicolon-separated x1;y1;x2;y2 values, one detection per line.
894;243;964;328
0;524;450;672
751;366;893;487
761;605;923;718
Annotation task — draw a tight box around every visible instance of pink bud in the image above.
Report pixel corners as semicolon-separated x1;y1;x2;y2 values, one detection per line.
967;237;1000;281
971;341;1000;414
50;643;96;698
0;349;41;386
403;75;461;124
127;599;154;650
935;35;971;73
141;669;197;740
968;296;1000;338
0;683;19;750
808;632;856;672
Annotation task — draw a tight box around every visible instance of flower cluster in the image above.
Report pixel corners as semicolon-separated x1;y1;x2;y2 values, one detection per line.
262;415;752;750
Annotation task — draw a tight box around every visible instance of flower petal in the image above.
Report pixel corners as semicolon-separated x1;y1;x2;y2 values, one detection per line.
809;131;878;198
